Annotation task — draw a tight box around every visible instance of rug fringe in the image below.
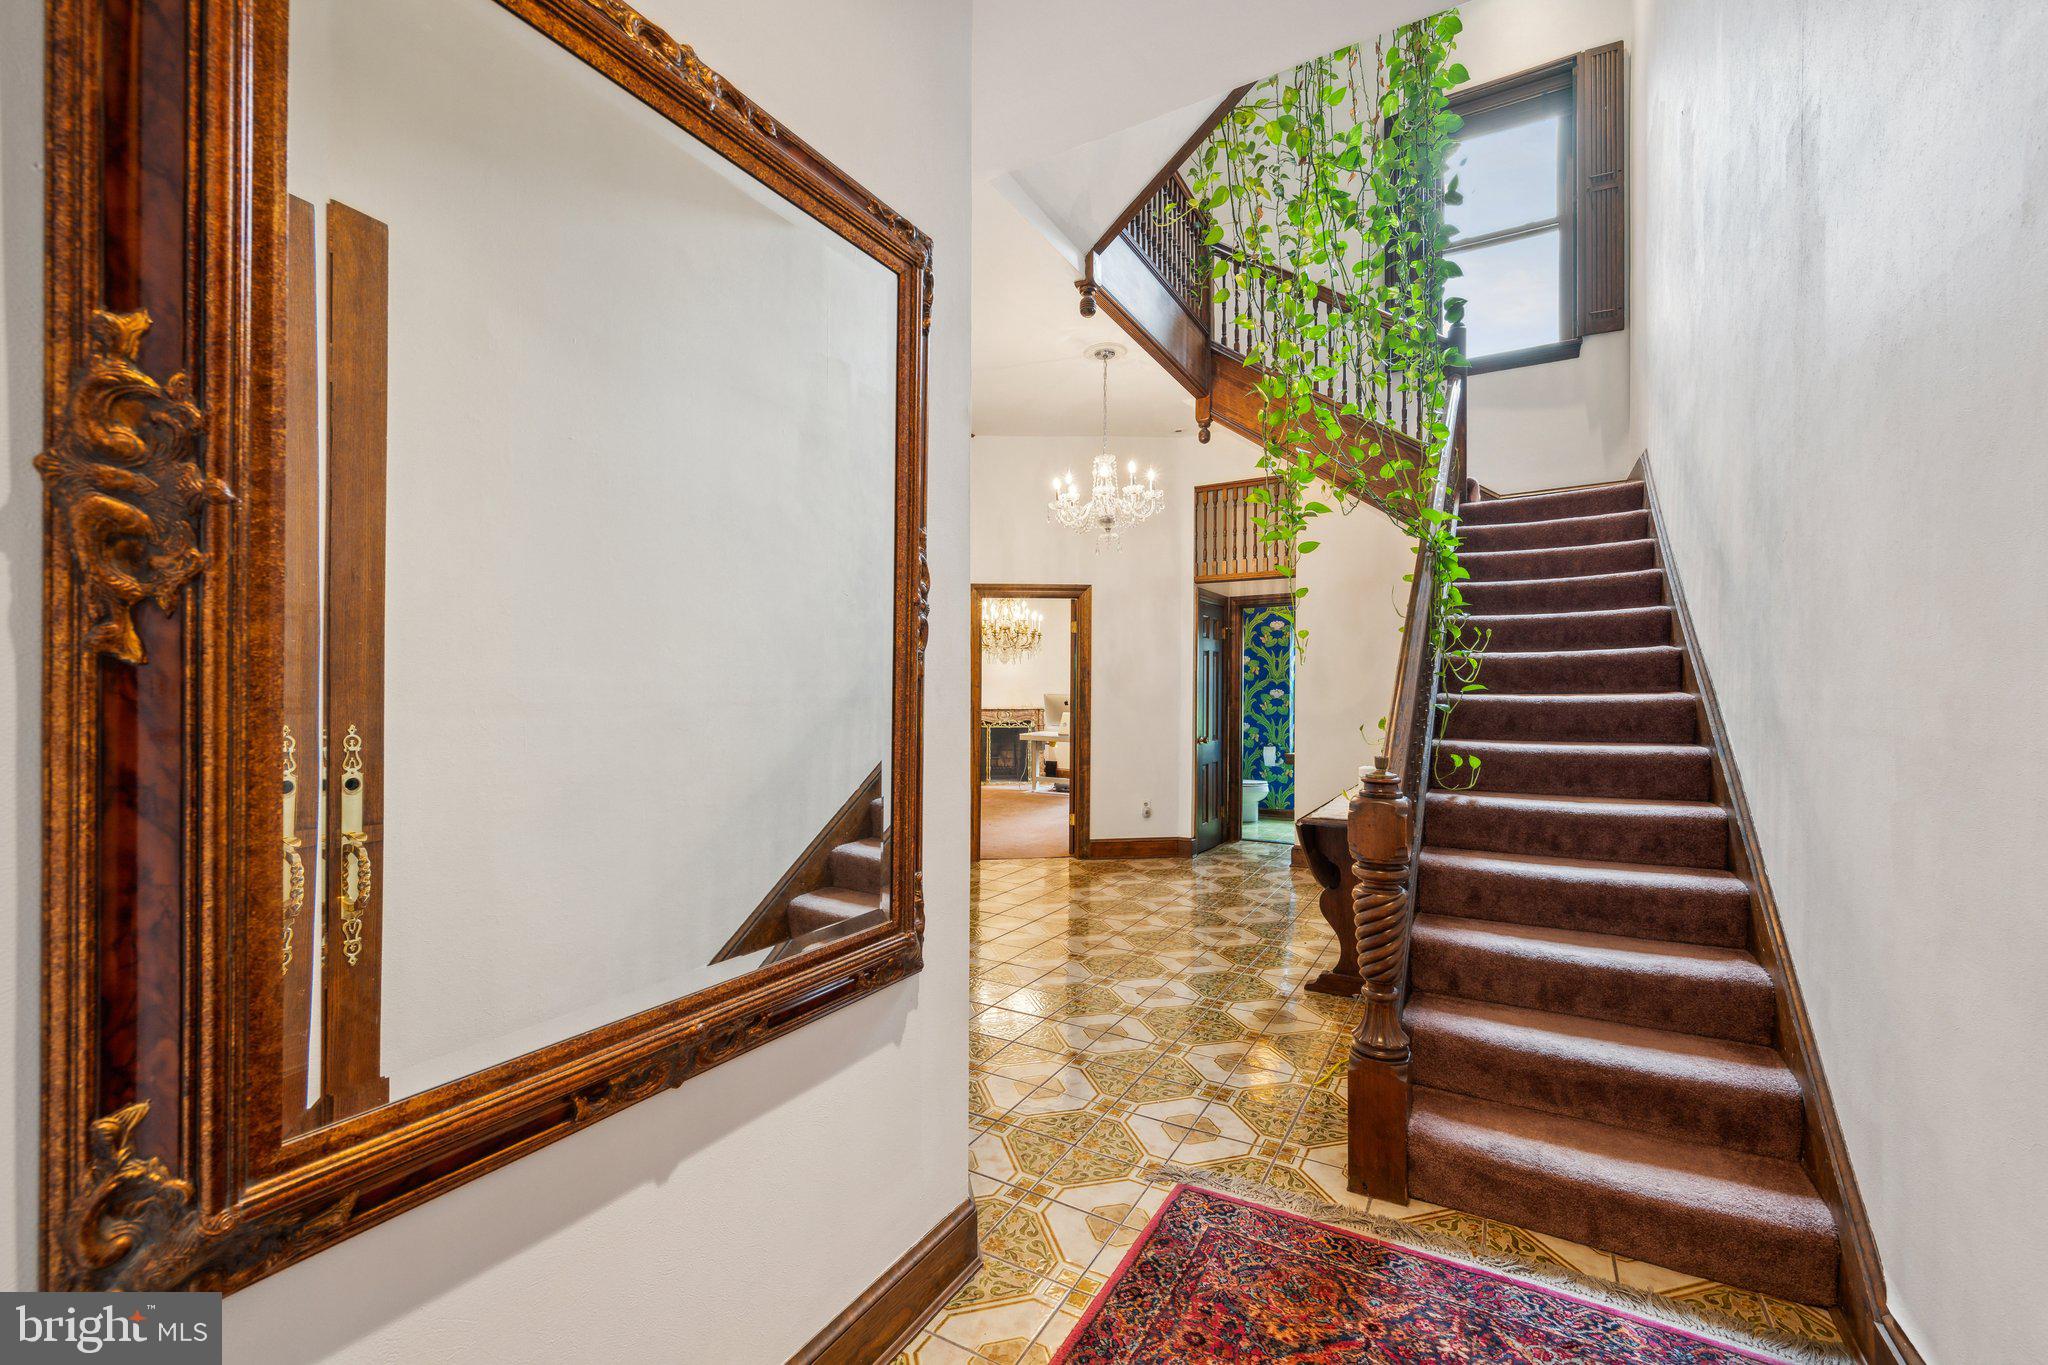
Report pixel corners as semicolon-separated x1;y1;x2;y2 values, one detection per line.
1152;1165;1852;1365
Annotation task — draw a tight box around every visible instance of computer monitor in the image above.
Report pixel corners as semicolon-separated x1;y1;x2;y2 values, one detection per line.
1044;693;1071;732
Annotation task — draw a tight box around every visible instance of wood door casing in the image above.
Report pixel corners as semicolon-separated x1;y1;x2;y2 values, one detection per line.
969;584;1091;861
1193;591;1227;854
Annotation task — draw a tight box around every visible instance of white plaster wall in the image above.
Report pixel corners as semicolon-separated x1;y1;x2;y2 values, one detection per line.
970;431;1410;841
1455;0;1639;493
0;1;973;1360
1004;94;1221;270
1629;1;2048;1358
1466;332;1635;491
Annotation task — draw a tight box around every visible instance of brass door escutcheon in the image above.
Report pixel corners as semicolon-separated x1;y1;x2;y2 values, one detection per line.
337;725;371;966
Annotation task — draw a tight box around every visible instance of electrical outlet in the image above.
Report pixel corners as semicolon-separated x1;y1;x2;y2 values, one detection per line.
1142;802;1152;820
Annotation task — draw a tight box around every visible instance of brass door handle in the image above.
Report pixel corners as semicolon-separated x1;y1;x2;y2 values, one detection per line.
339;834;371;966
281;725;304;973
337;724;370;967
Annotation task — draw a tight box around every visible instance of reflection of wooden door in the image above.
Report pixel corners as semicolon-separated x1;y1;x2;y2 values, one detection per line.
320;201;392;1121
1194;592;1228;853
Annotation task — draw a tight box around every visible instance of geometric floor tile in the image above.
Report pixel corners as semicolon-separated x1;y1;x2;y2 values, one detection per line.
938;845;1847;1362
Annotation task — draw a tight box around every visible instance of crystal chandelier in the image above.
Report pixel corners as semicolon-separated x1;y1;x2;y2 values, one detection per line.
980;598;1045;663
1049;345;1164;546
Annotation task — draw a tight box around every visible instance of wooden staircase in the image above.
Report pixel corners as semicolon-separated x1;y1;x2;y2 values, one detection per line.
1398;480;1838;1307
713;768;888;963
1073;89;1884;1343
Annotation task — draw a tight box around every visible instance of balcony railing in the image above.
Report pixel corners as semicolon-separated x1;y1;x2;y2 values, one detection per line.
1212;250;1428;449
1194;477;1295;582
1122;175;1209;322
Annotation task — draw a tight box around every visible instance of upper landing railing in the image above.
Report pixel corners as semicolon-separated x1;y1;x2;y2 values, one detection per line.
1074;90;1432;463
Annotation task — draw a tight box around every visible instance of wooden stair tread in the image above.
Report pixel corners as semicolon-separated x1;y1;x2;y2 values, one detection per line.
1409;1087;1838;1305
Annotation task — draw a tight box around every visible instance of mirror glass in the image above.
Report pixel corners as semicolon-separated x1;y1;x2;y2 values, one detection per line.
276;0;898;1130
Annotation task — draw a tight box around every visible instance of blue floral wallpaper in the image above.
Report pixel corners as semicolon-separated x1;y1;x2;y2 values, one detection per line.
1241;604;1295;813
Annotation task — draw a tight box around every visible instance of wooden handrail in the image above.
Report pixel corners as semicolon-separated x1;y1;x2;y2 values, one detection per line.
1345;324;1467;1202
1378;356;1466;781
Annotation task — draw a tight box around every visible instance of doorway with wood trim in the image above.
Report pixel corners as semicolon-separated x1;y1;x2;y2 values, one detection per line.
1230;593;1298;845
1195;588;1298;853
971;584;1091;860
1194;476;1298;852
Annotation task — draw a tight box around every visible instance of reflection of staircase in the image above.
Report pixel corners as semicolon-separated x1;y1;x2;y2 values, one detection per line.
713;769;887;962
1402;480;1840;1307
790;795;889;935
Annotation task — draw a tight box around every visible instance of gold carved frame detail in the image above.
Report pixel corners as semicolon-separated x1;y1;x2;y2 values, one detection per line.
40;0;932;1292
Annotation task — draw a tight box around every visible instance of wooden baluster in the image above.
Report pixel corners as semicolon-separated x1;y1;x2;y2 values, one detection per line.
1235;485;1245;575
1206;490;1215;576
1212;489;1221;576
1317;301;1328;400
1204;491;1220;577
1347;756;1414;1201
1244;484;1255;573
1449;320;1469;488
1240;485;1250;574
1226;486;1237;575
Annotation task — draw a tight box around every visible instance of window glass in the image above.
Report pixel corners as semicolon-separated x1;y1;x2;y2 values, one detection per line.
1448;229;1564;356
1448;112;1563;243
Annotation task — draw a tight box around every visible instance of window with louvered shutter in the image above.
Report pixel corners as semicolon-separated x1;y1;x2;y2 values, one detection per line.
1444;43;1628;371
1575;41;1627;335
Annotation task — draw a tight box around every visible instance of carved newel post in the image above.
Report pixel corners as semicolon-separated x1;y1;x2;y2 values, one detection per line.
1346;756;1414;1201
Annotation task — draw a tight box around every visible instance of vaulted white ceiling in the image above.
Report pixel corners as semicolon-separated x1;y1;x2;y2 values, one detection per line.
971;0;1441;181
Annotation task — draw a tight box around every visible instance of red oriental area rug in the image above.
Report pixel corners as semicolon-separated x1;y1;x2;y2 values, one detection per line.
1052;1185;1781;1364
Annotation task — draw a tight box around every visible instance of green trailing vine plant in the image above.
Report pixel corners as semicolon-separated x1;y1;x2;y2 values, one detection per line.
1179;9;1489;788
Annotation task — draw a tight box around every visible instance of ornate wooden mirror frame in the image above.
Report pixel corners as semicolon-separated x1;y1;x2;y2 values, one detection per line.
39;0;931;1292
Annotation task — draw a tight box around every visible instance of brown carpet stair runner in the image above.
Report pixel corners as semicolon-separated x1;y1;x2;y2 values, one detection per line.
1404;478;1840;1307
788;794;889;935
711;782;887;964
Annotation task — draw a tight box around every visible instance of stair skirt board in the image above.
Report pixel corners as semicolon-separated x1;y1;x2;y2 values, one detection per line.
1400;475;1848;1312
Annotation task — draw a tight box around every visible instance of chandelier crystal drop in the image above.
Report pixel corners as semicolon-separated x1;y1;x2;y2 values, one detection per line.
1049;346;1164;547
980;598;1045;663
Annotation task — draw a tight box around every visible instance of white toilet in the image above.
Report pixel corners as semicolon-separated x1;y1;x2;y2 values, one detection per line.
1241;780;1269;825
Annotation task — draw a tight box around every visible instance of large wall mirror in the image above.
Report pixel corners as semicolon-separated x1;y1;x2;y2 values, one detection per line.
39;0;929;1291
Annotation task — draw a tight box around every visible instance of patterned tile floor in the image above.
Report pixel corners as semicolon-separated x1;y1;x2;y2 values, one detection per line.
896;842;1845;1364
